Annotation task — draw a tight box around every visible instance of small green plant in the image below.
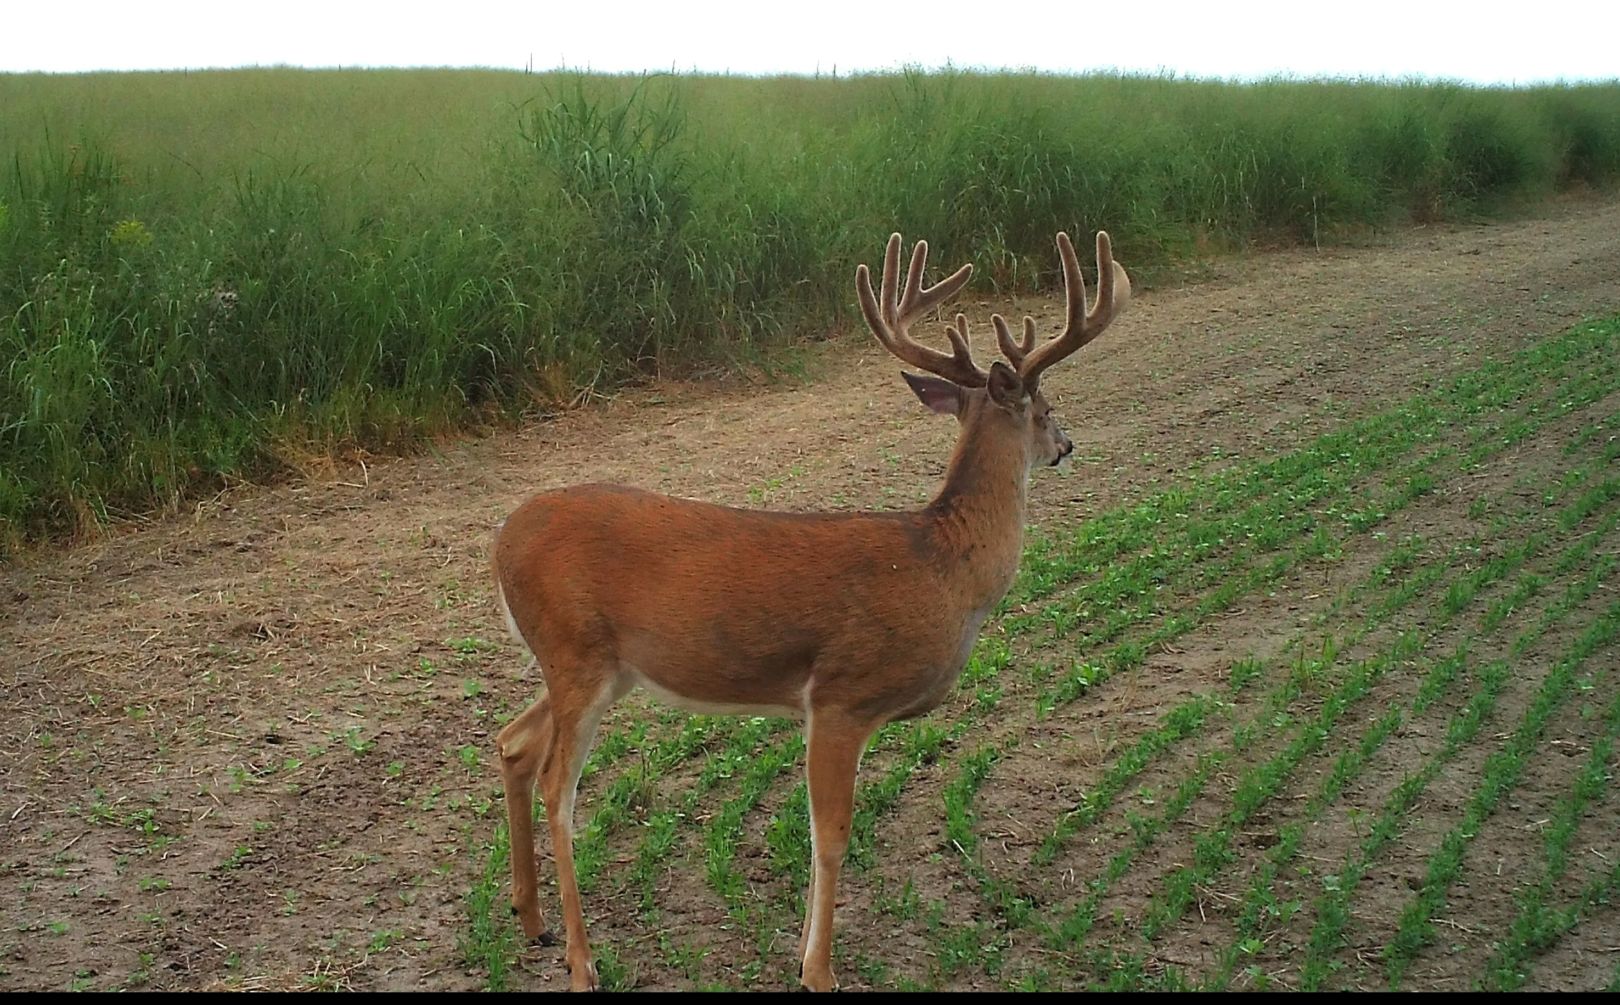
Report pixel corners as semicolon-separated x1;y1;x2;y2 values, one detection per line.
108;217;153;248
368;929;404;954
449;637;497;657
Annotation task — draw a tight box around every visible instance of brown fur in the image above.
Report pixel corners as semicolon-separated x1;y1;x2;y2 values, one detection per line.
491;232;1128;991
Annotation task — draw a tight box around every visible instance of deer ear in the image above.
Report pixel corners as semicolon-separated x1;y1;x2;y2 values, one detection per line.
986;361;1027;409
901;371;963;416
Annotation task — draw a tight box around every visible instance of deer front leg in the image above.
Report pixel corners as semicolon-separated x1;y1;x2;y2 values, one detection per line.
799;711;878;992
537;674;623;992
542;780;596;991
796;869;817;969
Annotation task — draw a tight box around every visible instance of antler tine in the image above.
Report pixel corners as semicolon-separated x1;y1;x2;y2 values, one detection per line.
948;313;976;361
992;314;1037;368
857;233;984;387
879;234;902;327
1017;231;1132;391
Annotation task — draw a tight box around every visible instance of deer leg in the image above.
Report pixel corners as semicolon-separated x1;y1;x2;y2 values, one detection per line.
796;716;819;968
497;693;555;945
538;675;624;992
796;868;817;970
799;711;878;992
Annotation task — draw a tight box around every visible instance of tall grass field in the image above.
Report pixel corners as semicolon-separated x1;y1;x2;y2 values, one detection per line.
2;68;1618;550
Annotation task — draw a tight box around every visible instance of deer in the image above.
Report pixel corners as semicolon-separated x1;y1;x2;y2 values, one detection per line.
491;229;1130;991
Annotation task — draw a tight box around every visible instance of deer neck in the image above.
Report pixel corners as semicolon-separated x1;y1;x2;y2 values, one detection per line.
923;414;1030;598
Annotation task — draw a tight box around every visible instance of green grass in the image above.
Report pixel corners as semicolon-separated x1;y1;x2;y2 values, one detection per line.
461;830;517;991
1482;683;1620;990
5;68;1620;549
1215;504;1615;989
1383;597;1620;988
1298;564;1617;988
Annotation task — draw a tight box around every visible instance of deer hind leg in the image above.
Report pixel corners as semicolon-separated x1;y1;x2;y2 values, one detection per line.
497;693;556;945
799;709;880;992
537;671;626;992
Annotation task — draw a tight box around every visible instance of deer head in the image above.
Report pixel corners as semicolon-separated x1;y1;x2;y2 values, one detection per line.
857;231;1131;474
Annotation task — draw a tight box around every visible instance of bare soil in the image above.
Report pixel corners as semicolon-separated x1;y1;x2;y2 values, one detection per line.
4;196;1619;991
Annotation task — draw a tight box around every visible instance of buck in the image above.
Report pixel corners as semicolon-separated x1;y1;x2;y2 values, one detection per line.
491;230;1130;991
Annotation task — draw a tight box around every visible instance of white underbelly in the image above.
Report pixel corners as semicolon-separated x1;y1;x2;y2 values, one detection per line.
627;668;806;720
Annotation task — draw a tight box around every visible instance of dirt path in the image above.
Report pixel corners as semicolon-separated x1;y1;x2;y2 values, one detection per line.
3;197;1619;991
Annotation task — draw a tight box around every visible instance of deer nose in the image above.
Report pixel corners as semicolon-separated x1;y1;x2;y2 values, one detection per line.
1052;436;1074;466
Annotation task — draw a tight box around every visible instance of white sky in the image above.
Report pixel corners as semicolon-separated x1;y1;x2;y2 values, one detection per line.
4;0;1616;84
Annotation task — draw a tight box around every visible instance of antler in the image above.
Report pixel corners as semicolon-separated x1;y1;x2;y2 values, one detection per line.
998;231;1131;392
857;234;985;387
991;314;1037;369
